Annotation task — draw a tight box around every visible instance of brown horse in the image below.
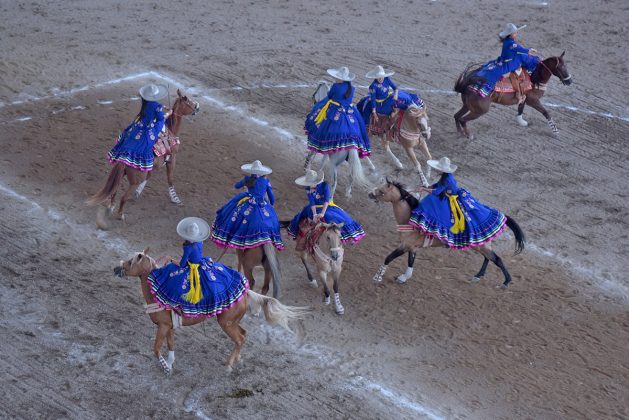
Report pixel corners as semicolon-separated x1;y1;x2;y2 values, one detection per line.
87;90;198;224
135;89;200;204
368;180;525;287
454;53;572;140
235;243;283;299
114;249;308;374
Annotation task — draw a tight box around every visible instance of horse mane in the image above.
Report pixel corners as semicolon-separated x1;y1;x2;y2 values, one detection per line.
388;181;419;208
531;56;555;86
454;63;485;94
166;97;180;130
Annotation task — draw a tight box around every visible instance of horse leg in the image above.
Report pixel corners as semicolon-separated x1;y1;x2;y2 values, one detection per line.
261;258;271;296
471;258;490;283
364;157;376;172
454;102;469;135
299;251;318;288
373;247;405;282
218;310;246;372
304;150;316;170
166;153;182;205
396;251;416;284
526;96;558;133
243;261;256;292
319;269;330;305
383;136;403;169
154;324;172;375
165;328;175;371
329;159;339;199
404;145;428;186
118;172;141;221
458;110;483;141
476;245;513;288
516;101;528;127
134;170;151;199
332;268;344;315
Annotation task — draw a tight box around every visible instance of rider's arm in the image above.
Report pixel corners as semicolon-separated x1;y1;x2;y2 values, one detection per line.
234;176;248;189
369;82;377;111
266;181;275;205
179;242;192;267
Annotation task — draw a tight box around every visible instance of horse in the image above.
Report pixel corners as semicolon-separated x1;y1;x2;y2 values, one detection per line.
368;180;525;287
305;81;374;199
290;220;347;315
235;243;283;299
87;90;199;225
384;104;433;186
135;89;200;204
114;249;308;374
454;53;572;140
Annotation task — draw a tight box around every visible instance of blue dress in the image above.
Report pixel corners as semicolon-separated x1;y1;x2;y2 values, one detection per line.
147;241;249;317
211;176;284;250
108;101;166;171
287;181;365;244
408;174;506;249
305;82;371;158
470;36;534;97
356;78;425;133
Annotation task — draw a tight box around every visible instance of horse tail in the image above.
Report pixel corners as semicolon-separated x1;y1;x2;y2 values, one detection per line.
262;243;282;299
454;63;484;94
347;148;370;189
505;215;526;255
246;290;309;335
86;163;126;206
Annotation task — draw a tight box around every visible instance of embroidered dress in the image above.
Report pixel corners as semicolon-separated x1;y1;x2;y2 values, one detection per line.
108;101;166;170
287;181;365;244
148;242;248;317
408;174;506;249
211;176;284;250
305;82;371;158
356;77;425;135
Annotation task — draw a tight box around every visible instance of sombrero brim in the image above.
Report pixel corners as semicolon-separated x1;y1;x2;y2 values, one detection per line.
427;159;457;173
241;163;272;175
176;217;211;242
295;173;325;187
499;24;526;38
365;70;395;79
139;84;168;101
326;69;355;82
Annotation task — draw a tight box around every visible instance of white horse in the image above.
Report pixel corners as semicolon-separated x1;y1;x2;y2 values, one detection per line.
305;81;374;199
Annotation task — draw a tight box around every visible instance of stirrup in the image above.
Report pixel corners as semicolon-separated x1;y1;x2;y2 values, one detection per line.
168;186;182;205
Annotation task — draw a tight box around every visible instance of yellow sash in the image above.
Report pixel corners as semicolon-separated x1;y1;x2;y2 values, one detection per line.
315;199;337;209
182;263;203;304
314;100;340;125
447;194;466;234
376;91;393;103
237;196;250;206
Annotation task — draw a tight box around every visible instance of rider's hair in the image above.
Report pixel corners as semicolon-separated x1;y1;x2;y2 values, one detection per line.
136;99;150;121
344;81;352;100
245;175;264;189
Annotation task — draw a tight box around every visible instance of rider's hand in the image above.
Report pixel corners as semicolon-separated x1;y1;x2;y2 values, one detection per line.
372;111;378;122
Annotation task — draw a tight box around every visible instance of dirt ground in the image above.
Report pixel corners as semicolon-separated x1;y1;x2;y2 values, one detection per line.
1;1;628;419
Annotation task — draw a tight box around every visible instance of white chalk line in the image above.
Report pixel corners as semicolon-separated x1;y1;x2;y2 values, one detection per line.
2;70;627;123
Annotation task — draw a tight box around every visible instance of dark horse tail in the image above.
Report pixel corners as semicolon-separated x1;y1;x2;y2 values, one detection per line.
86;162;125;206
505;215;526;255
454;63;485;94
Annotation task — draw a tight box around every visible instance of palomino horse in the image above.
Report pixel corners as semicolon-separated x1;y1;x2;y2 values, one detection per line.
454;53;572;139
114;249;308;374
385;104;433;186
87;90;199;224
291;220;347;315
136;89;200;204
368;180;525;287
305;81;373;199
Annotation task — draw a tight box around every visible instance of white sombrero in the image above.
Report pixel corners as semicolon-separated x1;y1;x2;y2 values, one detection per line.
295;170;325;187
365;65;395;79
241;160;272;176
139;84;168;101
176;217;210;242
327;66;355;82
499;23;527;39
427;157;457;173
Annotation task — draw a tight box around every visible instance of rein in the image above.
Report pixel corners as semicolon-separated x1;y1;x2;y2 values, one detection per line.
537;57;571;83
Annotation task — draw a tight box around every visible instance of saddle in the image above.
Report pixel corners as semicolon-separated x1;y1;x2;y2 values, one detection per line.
494;69;533;94
153;129;180;157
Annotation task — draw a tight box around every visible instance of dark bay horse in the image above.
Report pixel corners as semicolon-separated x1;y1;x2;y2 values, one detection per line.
454;53;572;139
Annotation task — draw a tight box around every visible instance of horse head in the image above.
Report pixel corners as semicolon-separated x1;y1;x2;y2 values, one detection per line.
174;89;200;116
369;178;403;203
319;222;344;261
114;248;155;278
544;52;572;86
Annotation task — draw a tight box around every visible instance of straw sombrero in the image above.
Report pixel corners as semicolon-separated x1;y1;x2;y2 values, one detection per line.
139;84;168;101
365;65;395;79
176;217;211;242
327;66;355;82
427;157;457;173
499;23;526;39
241;160;272;176
295;170;325;187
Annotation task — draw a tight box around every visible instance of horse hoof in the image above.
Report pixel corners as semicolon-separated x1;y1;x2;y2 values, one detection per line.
96;207;110;230
516;115;529;127
471;276;481;283
309;279;318;288
500;282;510;289
335;306;345;315
396;275;408;284
467;134;475;141
226;365;233;373
323;296;330;305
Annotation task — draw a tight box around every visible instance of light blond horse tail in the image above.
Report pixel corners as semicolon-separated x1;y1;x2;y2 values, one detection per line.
246;290;309;335
86;162;126;206
262;243;282;299
347;148;370;189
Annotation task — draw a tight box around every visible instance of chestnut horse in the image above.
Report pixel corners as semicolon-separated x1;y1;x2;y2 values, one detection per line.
114;249;308;374
87;90;198;224
368;180;525;287
454;53;572;139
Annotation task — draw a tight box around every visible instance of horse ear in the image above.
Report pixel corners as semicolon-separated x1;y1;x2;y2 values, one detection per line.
560;51;565;58
385;176;390;185
143;247;150;255
177;89;182;97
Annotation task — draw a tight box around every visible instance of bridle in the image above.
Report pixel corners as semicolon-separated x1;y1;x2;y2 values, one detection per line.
538;56;571;83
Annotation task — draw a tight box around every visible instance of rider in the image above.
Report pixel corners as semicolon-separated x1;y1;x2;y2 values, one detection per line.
147;217;248;316
305;66;371;158
359;65;425;136
287;170;365;251
210;160;284;250
410;157;507;249
108;84;171;170
498;23;538;104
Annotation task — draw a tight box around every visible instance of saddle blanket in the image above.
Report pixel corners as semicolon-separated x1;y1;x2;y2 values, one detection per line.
153;130;180;157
